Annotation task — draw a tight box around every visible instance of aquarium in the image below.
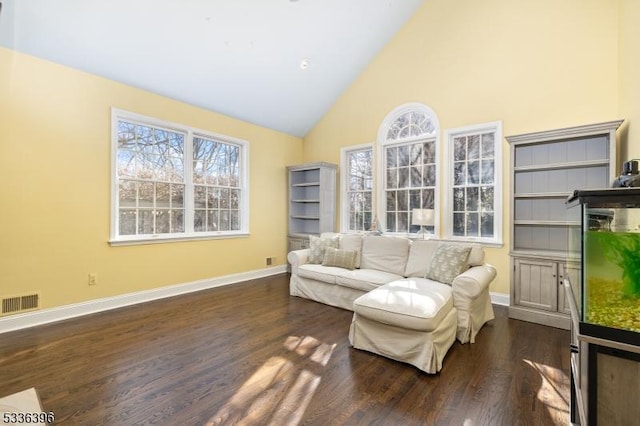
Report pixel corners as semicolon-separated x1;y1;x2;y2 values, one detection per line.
566;188;640;346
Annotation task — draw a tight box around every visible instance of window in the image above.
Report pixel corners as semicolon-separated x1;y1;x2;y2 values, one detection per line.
340;145;374;232
378;103;439;236
111;109;248;244
444;121;502;244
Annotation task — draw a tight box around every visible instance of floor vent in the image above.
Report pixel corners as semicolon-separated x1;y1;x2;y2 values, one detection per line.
1;293;40;316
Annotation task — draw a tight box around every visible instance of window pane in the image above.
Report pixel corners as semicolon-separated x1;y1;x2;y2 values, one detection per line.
466;212;479;236
423;142;435;164
454;162;466;185
171;209;184;232
386;191;397;211
220;210;230;231
156;183;170;208
423;164;436;186
386;212;396;232
397;212;409;232
397;190;408;211
409;189;421;210
468;160;480;184
398;145;410;167
171;184;184;207
398;167;409;188
481;186;494;212
138;210;154;234
119;180;137;207
194;210;205;232
468;135;480;160
453;188;465;211
453;213;465;236
117;150;136;177
410;166;422;187
156;210;170;234
454;137;466;161
230;189;240;209
230;210;240;230
194;186;206;209
410;144;422;166
139;182;154;207
364;192;372;210
207;211;216;232
386;147;398;167
387;168;398;189
119;209;136;235
466;187;479;211
482;133;495;158
422;189;435;209
220;188;230;209
481;213;494;236
481;160;494;184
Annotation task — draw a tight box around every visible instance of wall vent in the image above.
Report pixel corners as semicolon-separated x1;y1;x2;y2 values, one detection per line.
1;293;40;316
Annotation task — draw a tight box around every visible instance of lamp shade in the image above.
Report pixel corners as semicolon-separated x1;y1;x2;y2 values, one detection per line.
412;208;435;227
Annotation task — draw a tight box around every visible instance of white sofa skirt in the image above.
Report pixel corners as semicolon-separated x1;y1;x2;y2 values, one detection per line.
348;307;458;374
290;274;368;311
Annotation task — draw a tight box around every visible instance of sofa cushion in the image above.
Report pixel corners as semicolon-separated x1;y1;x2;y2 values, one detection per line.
426;244;471;285
298;264;343;283
334;268;404;292
360;235;409;276
339;233;363;268
353;278;453;332
308;234;339;264
404;239;439;278
322;247;357;270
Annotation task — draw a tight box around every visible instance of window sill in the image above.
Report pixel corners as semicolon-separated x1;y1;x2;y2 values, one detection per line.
109;232;250;246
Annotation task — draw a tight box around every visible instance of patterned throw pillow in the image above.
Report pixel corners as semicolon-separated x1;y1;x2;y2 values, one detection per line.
322;247;357;270
308;234;339;264
426;244;472;285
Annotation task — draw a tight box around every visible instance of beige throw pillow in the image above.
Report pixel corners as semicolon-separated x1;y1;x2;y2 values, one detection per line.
322;247;357;270
426;244;471;285
308;234;339;264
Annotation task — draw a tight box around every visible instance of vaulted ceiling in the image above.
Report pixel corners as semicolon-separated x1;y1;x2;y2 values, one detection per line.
0;0;425;137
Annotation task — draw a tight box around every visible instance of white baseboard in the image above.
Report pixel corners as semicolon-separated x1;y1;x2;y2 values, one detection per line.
0;265;288;334
490;292;509;306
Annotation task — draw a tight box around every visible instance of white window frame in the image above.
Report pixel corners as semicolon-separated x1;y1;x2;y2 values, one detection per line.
110;108;249;245
377;103;440;238
443;120;503;246
340;143;374;233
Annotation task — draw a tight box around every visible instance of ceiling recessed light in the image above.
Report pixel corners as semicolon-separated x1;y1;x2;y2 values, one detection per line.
299;58;310;70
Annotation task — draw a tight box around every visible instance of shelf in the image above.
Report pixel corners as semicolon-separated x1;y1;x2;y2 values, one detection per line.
514;220;580;226
291;215;320;220
292;182;320;187
513;159;609;172
291;199;320;203
510;249;571;260
514;192;572;199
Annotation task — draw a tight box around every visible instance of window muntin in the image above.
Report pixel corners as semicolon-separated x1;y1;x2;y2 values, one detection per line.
378;103;440;236
341;146;373;232
446;122;502;244
111;109;248;244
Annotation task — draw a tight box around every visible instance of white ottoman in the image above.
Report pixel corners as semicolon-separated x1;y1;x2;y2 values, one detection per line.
348;278;458;374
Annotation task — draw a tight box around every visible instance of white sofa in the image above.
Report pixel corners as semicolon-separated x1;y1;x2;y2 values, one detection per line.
287;233;497;345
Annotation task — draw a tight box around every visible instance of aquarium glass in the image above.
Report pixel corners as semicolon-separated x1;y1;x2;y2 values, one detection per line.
582;204;640;334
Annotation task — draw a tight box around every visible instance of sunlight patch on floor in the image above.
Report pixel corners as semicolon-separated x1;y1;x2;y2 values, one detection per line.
523;359;570;424
207;335;335;425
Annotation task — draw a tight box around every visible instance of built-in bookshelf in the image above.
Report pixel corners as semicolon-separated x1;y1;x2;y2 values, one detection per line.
287;162;337;251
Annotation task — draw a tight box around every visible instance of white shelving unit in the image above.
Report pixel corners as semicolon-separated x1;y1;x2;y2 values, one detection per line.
287;162;337;251
506;120;623;329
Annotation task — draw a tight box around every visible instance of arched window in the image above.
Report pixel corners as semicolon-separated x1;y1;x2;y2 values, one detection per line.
377;103;439;236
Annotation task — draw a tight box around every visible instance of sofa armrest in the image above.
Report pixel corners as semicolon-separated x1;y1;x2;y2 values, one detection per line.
452;264;497;300
287;249;310;275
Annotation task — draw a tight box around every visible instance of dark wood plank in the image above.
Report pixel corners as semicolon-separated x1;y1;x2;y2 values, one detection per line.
0;274;570;425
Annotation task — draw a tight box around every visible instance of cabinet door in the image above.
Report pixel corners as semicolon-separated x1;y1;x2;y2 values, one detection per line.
514;258;559;312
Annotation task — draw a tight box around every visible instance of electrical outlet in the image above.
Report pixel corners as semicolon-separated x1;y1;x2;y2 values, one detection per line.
88;273;97;286
266;257;273;266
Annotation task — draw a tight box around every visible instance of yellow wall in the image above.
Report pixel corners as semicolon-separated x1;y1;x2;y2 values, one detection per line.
303;0;620;294
619;0;640;161
0;47;302;309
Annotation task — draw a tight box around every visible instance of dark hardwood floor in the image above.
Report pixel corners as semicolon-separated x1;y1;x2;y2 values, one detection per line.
0;274;570;425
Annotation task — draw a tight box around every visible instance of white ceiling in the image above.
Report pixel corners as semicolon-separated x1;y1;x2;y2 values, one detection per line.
0;0;425;137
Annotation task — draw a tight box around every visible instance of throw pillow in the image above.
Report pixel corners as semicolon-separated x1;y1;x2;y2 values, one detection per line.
308;234;339;264
322;247;357;270
426;244;472;285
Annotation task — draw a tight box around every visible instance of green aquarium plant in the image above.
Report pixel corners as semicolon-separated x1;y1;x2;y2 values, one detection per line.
601;232;640;298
